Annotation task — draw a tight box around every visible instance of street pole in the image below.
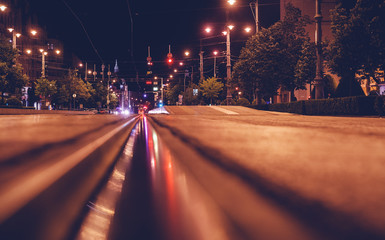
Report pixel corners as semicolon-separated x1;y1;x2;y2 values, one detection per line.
226;29;232;105
199;51;204;83
161;77;164;104
93;64;96;82
214;55;217;78
12;32;16;49
41;52;46;78
313;0;324;99
85;62;88;82
255;0;259;34
107;65;111;111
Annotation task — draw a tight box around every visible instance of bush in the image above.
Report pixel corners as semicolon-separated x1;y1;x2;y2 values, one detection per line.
236;98;250;106
247;96;378;116
6;97;22;107
220;99;236;105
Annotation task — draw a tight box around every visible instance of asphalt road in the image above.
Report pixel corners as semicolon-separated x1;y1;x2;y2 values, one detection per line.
148;106;385;240
1;108;384;240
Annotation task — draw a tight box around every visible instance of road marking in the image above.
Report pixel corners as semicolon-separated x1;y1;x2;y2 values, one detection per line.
209;106;239;115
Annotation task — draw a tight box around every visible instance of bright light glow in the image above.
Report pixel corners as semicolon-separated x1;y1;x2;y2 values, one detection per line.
227;0;236;5
170;75;173;78
88;70;92;74
154;76;158;80
79;63;83;67
238;91;242;95
205;27;212;33
153;87;159;91
26;49;32;54
44;52;48;56
213;51;218;56
245;27;252;33
31;30;37;36
16;33;21;38
184;51;190;57
8;28;14;32
39;49;44;53
56;50;61;55
222;31;228;36
0;5;7;11
124;110;129;115
228;25;234;30
179;62;184;66
174;69;177;73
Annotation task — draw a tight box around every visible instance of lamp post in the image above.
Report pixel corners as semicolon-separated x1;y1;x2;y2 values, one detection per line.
40;49;47;78
313;0;324;99
8;28;21;49
213;51;218;78
225;25;233;105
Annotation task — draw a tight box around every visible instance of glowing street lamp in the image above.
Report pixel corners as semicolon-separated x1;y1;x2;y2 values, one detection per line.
184;51;190;57
55;50;61;55
0;5;7;11
26;49;32;55
30;30;37;36
244;27;252;33
8;28;21;49
227;0;236;5
205;27;212;33
213;51;219;78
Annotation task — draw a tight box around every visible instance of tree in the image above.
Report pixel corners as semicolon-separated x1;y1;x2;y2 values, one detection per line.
199;77;223;104
0;38;28;104
328;0;385;95
183;83;200;105
233;3;312;102
35;77;57;102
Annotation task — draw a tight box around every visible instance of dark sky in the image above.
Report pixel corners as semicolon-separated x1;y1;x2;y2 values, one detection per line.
32;0;279;78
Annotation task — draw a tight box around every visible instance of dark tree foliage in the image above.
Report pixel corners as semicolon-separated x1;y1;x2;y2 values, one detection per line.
233;3;312;102
0;38;28;104
328;0;385;90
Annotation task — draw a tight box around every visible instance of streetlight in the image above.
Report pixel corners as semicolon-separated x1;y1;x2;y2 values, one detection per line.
225;25;233;105
30;30;37;36
184;51;190;57
244;27;252;33
0;4;7;12
41;51;48;78
227;0;236;5
213;51;218;78
8;28;21;49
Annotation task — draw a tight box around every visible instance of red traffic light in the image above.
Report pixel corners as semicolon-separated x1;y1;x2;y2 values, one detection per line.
167;58;173;65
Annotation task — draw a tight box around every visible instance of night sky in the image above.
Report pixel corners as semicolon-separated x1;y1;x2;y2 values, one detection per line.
31;0;279;78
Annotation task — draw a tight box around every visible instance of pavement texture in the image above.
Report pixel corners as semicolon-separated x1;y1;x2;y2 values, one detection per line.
149;106;385;239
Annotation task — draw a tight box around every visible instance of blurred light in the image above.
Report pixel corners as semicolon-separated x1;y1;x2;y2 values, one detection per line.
170;75;173;78
238;91;242;95
8;28;14;32
174;69;177;73
153;87;159;91
154;76;158;80
16;33;21;38
228;25;234;30
179;62;184;66
88;70;92;74
56;50;61;55
79;63;83;67
26;49;32;54
213;51;218;56
0;5;7;11
144;94;147;98
31;30;37;36
227;0;236;5
222;31;228;36
43;52;48;56
124;110;129;115
184;51;190;57
245;27;252;33
205;27;212;33
39;49;44;53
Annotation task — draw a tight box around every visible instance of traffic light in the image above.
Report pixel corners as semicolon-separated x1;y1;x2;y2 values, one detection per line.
167;52;173;65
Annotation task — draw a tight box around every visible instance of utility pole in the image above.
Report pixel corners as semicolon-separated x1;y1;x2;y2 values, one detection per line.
93;64;97;82
199;51;204;83
313;0;324;99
